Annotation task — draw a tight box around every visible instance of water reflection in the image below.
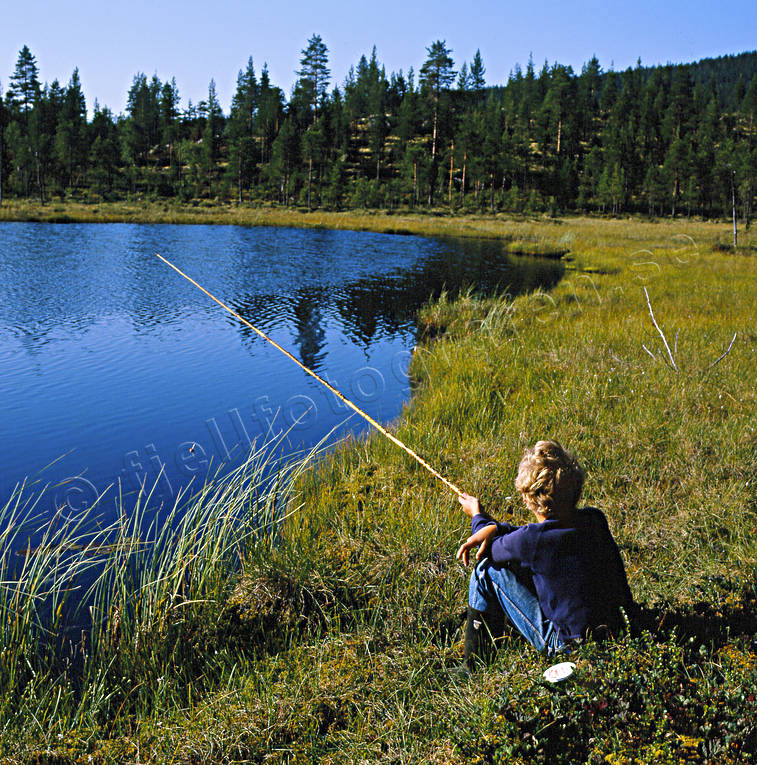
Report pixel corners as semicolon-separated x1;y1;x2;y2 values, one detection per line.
292;287;327;372
0;222;563;531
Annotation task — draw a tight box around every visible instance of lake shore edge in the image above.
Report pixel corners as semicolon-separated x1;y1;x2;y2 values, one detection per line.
0;198;736;246
0;199;544;235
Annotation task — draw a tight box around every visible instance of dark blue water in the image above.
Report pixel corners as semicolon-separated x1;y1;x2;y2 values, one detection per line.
0;222;562;532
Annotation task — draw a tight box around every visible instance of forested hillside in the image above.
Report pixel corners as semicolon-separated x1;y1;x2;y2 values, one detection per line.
2;39;757;218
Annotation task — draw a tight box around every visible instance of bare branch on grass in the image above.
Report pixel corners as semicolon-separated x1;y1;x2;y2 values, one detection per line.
643;287;678;372
704;332;737;371
641;288;737;374
641;344;657;361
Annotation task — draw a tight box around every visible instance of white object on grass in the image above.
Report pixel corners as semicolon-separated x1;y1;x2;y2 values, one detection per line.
543;661;576;683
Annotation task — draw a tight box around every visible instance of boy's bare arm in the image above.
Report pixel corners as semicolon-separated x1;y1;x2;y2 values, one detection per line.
457;492;506;564
456;523;499;566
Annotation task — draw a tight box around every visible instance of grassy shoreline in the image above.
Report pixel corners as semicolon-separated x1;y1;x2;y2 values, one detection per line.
1;197;536;232
0;197;745;249
2;216;756;762
0;198;549;237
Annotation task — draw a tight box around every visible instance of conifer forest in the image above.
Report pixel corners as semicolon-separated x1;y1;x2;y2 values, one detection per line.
2;38;757;219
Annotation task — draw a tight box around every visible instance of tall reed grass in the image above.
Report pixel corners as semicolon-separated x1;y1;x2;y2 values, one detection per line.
0;436;318;754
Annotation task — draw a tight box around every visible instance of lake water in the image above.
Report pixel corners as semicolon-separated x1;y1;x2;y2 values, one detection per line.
0;222;563;532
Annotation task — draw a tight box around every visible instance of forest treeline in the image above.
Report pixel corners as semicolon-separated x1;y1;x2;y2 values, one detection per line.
2;38;757;218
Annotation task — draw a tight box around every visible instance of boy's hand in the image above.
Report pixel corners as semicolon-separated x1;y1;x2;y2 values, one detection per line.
456;523;499;566
458;492;481;518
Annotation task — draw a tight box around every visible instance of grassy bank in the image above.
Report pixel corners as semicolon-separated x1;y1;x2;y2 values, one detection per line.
2;216;756;763
0;197;538;235
0;198;602;254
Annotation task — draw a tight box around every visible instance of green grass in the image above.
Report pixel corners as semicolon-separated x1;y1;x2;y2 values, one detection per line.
1;215;756;763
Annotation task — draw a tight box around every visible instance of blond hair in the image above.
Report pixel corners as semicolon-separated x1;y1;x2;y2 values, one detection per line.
515;440;585;518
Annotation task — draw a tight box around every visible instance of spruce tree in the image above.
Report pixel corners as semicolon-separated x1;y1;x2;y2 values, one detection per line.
159;78;181;176
227;58;259;201
269;116;298;204
124;73;161;167
366;50;389;180
237;59;258;133
54;68;87;190
257;64;284;168
200;79;223;192
5;47;42;198
470;50;486;92
8;46;40;119
89;102;121;195
457;63;470;91
577;56;601;144
302;120;324;209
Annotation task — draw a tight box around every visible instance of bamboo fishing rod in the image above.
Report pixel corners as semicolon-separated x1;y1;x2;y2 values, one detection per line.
155;252;465;498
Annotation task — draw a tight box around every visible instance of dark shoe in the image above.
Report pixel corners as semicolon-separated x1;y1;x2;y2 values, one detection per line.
464;606;506;668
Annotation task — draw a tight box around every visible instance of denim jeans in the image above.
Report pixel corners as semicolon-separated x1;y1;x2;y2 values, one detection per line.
469;558;565;655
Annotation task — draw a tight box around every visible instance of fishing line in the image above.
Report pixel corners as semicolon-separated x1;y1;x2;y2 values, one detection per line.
155;252;464;497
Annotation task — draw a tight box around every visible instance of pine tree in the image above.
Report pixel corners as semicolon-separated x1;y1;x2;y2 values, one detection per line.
419;40;455;158
123;73;161;167
159;78;181;175
323;156;346;209
714;137;737;218
269;116;298;204
26;81;61;201
663;136;692;216
89;101;121;195
302;120;324;209
324;85;349;163
481;96;503;212
4;121;29;196
597;165;611;213
419;40;455;204
537;64;574;200
693;97;719;216
455;107;482;207
642;165;663;216
296;34;330;124
576;56;601;144
396;74;418;151
520;55;538;121
740;75;757;225
366;50;389;180
638;69;666;171
609;162;626;213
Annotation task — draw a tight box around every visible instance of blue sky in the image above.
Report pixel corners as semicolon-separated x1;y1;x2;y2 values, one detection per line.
3;0;756;116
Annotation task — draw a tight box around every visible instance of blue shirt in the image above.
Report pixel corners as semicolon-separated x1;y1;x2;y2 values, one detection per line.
472;507;634;641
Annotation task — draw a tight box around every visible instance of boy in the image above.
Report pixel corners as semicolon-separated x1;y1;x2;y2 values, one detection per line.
457;440;634;662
